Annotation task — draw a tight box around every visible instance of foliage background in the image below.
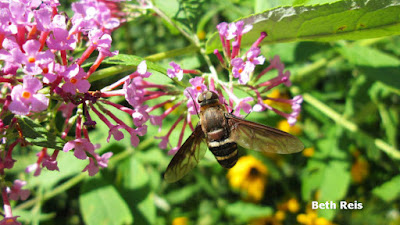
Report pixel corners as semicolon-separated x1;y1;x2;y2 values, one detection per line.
8;0;400;224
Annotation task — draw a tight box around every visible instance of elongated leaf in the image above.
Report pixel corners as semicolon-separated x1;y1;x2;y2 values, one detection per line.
118;157;156;225
339;45;400;89
103;54;167;75
372;175;400;202
17;116;65;150
206;0;400;53
225;202;273;222
80;177;133;225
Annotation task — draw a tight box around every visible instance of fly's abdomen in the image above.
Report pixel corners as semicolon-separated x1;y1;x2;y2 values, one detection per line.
208;139;238;168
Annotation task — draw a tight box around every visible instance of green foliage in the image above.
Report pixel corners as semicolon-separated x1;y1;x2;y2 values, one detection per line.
206;0;400;53
14;0;400;225
17;116;65;150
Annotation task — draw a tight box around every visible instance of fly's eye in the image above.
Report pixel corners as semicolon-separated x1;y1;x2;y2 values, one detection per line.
197;93;204;103
205;91;213;100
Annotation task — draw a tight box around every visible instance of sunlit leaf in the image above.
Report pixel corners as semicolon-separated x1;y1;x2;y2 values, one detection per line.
206;0;400;53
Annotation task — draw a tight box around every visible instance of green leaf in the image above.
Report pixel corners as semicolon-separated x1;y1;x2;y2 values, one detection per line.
165;184;201;204
372;175;400;202
103;54;167;75
318;160;351;220
17;116;65;150
118;157;156;225
205;0;400;53
225;202;273;222
339;44;400;91
79;176;133;225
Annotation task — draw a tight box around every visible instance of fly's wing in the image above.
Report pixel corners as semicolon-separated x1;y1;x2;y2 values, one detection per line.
226;114;304;154
164;124;207;183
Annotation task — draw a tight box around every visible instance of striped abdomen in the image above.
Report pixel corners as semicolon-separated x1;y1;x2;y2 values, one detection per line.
207;129;238;168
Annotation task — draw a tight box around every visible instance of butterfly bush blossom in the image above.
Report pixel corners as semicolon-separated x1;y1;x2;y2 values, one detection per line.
0;0;302;222
116;20;303;155
0;0;136;223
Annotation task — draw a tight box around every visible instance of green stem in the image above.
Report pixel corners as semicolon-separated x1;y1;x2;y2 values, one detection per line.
145;45;200;62
15;137;156;211
151;4;196;46
303;93;400;159
88;65;135;83
16;173;86;210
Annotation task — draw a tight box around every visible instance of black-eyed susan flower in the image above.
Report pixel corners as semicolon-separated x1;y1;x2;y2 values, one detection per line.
302;147;315;158
297;209;336;225
227;155;268;202
277;119;302;136
172;217;189;225
287;198;301;213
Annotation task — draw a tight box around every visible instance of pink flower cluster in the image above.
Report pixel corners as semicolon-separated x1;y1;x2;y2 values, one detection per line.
0;0;303;222
214;20;302;125
0;0;126;223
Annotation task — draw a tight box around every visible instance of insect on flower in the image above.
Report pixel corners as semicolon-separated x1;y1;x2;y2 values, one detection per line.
164;90;304;183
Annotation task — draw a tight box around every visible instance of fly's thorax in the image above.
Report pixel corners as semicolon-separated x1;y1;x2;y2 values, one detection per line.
200;103;228;135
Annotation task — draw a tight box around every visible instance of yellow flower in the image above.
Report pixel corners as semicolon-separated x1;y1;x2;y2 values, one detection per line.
351;157;369;183
263;89;291;111
303;147;315;157
287;198;300;213
277;120;302;136
164;102;181;115
226;155;268;202
172;217;188;225
197;30;206;40
275;210;286;221
297;210;335;225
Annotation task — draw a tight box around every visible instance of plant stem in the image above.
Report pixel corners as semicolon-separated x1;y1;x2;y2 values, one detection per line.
15;137;155;211
145;45;200;62
302;93;400;159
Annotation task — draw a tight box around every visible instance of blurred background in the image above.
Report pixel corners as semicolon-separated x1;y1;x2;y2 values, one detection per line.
10;0;400;224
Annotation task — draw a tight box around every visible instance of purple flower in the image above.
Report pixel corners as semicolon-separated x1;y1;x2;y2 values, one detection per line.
184;77;207;114
25;163;41;176
22;40;55;74
42;156;59;171
132;105;150;127
124;78;145;108
34;6;53;32
224;88;253;117
6;180;30;201
136;60;152;78
41;62;63;84
107;125;124;142
63;138;95;160
46;15;77;50
231;58;254;84
8;76;49;115
0;8;17;36
226;21;252;40
61;64;90;94
88;29;118;57
246;47;265;66
82;152;113;176
216;22;228;36
82;158;98;176
167;61;183;81
70;0;120;35
155;135;169;149
97;152;113;168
